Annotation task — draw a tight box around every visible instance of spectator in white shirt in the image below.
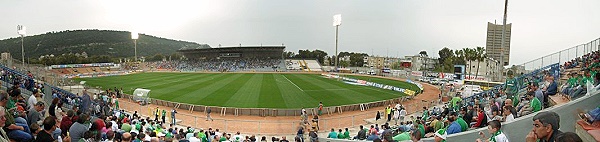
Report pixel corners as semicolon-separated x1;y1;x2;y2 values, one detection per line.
27;92;39;110
502;106;515;123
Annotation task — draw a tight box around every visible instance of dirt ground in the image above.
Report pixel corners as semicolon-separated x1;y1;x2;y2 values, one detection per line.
118;73;441;136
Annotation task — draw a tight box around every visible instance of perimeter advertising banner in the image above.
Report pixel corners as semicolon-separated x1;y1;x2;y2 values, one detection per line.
411;71;423;77
322;74;417;96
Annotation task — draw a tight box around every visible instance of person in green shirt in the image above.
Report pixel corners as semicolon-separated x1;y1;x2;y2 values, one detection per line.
114;99;119;110
197;130;207;141
568;75;578;88
392;132;411;141
327;128;338;139
417;120;425;138
121;123;132;132
530;94;542;112
337;129;344;139
343;128;350;139
456;117;468;132
450;97;462;112
162;109;167;124
433;117;445;132
165;132;173;139
135;123;141;132
422;107;429;121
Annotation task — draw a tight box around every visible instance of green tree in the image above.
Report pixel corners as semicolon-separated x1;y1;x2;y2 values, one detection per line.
454;49;466;65
474;47;486;80
170;53;183;61
462;48;476;76
148;54;165;61
338;52;368;67
339;61;349;67
419;50;428;57
283;51;296;58
294;49;328;64
437;47;454;72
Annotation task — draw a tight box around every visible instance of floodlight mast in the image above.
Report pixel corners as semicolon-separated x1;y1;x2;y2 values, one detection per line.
333;14;342;72
17;25;26;68
131;32;139;62
500;0;508;80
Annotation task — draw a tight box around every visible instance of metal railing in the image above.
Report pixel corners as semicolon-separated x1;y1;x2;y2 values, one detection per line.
116;93;438;135
520;37;600;74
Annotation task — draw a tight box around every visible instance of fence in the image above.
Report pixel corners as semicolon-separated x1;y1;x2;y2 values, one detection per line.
116;92;439;135
520;38;600;74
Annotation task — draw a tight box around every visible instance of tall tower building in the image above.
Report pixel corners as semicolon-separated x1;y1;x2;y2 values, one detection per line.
486;22;512;66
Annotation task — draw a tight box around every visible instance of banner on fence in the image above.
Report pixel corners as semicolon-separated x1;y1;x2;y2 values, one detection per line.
322;74;417;96
411;71;423;77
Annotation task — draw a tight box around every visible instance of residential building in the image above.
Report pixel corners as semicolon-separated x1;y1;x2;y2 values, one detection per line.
465;57;502;82
363;56;399;69
406;55;437;71
486;22;512;66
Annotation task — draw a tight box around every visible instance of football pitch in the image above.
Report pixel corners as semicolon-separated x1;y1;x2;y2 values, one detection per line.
74;72;418;108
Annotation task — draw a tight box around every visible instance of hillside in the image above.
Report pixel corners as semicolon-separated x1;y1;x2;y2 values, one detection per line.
0;29;202;60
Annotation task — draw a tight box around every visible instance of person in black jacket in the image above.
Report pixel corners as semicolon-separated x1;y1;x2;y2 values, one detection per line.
353;125;367;140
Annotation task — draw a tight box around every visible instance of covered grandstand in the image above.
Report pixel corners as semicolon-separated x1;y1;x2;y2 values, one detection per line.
178;45;285;60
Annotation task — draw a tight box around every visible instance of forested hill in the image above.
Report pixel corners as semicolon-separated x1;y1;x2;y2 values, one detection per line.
0;29;200;59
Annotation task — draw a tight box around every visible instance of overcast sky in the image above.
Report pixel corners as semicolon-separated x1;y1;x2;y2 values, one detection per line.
1;0;599;65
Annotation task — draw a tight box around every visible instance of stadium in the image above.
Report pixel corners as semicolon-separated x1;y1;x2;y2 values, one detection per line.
1;1;600;142
3;37;600;141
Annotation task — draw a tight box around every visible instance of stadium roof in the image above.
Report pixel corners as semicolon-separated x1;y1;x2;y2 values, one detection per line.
178;44;212;50
178;45;285;51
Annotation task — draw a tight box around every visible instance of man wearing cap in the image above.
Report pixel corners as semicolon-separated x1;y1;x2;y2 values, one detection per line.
434;129;447;142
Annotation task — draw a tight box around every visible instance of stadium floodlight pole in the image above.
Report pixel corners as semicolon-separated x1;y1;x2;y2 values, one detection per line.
333;14;342;72
17;25;26;68
131;32;139;62
500;0;508;81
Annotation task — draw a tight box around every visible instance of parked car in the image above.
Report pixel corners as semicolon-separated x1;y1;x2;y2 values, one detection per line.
458;85;483;98
429;78;440;85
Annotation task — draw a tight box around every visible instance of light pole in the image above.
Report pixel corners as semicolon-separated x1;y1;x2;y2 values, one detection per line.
131;32;139;62
17;25;26;67
333;14;342;72
499;0;508;81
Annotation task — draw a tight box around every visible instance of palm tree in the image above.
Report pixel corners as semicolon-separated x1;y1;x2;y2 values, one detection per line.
454;50;465;65
462;48;475;78
474;47;486;81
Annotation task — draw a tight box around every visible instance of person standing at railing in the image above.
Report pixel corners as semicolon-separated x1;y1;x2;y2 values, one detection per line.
171;108;177;125
206;108;213;121
155;107;160;122
161;109;166;124
386;105;392;122
318;102;323;116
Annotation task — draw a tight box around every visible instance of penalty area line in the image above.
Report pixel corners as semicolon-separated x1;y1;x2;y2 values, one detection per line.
282;74;304;92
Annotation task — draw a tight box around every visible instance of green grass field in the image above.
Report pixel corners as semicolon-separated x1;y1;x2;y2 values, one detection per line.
74;73;417;108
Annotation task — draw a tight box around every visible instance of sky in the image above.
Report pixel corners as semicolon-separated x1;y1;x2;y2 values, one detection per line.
1;0;599;66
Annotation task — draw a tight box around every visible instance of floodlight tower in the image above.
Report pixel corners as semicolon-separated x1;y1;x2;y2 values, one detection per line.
500;0;508;80
131;32;139;62
17;25;26;67
333;14;342;72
